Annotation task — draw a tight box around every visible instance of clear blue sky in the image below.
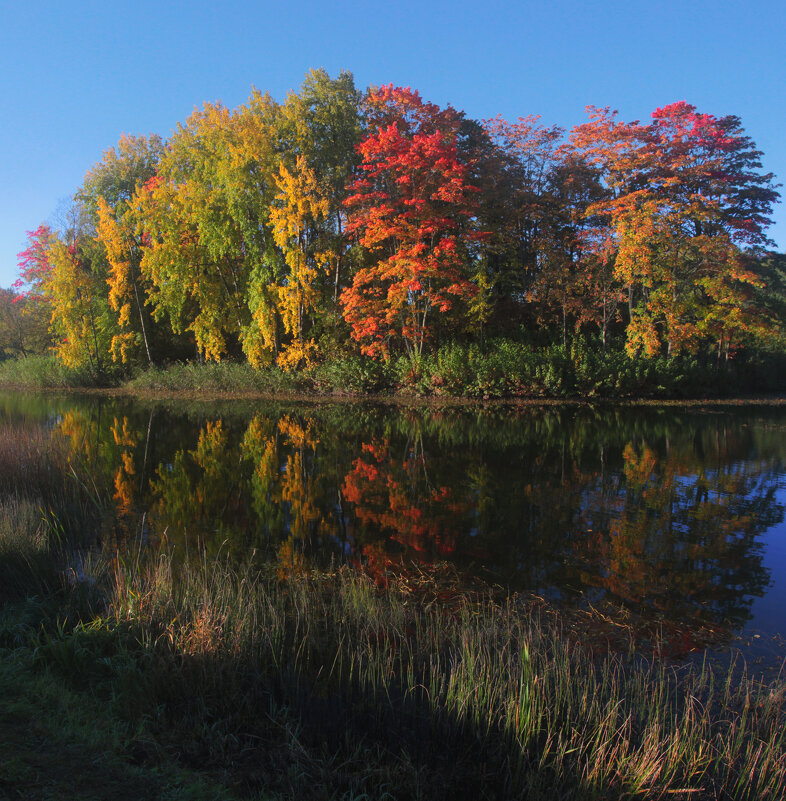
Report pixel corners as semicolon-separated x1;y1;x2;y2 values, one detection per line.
1;0;783;289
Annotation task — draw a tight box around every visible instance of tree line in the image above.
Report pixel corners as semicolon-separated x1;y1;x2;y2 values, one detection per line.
4;69;782;376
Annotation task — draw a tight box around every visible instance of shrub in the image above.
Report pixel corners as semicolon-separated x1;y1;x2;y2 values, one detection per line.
0;355;112;389
307;356;393;393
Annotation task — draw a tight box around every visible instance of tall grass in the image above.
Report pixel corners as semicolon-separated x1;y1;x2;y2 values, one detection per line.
0;354;112;388
0;422;104;603
1;418;784;798
125;361;307;395
0;496;65;601
25;553;781;800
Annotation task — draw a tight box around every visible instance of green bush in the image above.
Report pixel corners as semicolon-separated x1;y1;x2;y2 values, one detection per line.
383;338;771;399
308;356;393;393
0;355;112;389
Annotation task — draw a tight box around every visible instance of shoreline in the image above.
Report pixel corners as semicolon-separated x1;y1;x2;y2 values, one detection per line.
3;382;786;409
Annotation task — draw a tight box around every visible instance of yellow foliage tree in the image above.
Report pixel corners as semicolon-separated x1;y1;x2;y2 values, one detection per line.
82;133;164;365
97;197;143;363
136;96;283;362
46;235;111;372
269;156;335;369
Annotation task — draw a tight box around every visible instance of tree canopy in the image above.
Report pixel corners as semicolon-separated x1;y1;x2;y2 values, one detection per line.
10;71;782;378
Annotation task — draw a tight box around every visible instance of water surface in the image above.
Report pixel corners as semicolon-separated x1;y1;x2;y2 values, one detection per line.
3;391;785;662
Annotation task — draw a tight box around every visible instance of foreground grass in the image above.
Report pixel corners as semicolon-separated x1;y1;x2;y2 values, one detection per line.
0;637;246;801
0;438;257;800
2;545;784;800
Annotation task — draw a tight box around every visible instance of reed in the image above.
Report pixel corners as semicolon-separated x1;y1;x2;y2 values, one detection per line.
64;554;781;800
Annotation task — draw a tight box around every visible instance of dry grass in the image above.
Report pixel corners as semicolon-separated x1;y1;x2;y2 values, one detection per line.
89;554;786;800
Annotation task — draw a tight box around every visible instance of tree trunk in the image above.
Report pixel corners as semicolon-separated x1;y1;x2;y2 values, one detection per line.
132;269;153;365
562;305;567;348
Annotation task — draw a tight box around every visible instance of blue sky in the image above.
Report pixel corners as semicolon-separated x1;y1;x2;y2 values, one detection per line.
1;0;783;289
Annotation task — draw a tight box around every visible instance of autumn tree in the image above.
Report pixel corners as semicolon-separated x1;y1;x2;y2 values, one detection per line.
137;96;283;362
14;224;53;300
134;75;359;368
569;103;780;357
529;152;612;346
15;74;784;380
46;220;113;372
278;69;362;305
341;85;479;359
15;217;112;369
135;103;246;363
478;116;563;301
644;102;778;247
268;157;333;368
639;102;779;357
244;70;363;367
9;225;55;355
82;133;165;364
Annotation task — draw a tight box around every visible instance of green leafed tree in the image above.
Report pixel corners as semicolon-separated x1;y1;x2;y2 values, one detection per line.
136;95;283;362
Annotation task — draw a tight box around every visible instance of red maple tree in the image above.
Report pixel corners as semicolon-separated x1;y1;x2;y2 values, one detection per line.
14;224;53;301
341;85;478;358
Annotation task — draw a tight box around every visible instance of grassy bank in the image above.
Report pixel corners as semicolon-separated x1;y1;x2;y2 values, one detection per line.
4;340;786;400
2;549;785;800
0;354;113;389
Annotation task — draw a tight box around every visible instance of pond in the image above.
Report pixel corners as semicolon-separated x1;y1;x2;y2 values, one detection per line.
3;391;785;665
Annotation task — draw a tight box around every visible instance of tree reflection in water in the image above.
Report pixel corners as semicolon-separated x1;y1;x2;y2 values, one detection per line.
37;396;785;655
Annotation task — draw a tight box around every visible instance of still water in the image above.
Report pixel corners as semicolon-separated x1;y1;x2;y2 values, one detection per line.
3;392;786;661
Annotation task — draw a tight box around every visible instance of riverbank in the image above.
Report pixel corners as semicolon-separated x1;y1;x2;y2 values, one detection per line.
7;384;786;414
3;342;786;404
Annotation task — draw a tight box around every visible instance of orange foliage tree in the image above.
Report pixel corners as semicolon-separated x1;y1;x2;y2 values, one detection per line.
570;103;780;357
